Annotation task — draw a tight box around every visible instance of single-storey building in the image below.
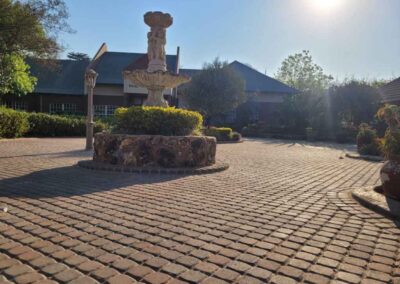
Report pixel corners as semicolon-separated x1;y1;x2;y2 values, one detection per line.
381;77;400;105
2;43;297;125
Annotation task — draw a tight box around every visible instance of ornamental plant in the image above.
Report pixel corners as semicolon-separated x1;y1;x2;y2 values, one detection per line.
377;105;400;158
114;106;203;136
356;123;381;156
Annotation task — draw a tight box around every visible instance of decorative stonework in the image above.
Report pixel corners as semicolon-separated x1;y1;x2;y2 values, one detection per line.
122;11;190;107
93;133;217;168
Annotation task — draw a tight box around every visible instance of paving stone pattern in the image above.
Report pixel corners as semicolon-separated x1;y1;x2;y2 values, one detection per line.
0;138;399;283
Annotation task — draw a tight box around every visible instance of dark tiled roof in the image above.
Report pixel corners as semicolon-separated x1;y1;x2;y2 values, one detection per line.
381;77;400;103
228;61;298;94
91;52;178;85
180;61;298;94
28;59;88;95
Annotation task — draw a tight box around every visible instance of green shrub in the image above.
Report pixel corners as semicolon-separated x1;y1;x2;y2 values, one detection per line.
231;132;242;141
0;106;29;138
203;127;233;141
26;113;107;137
356;123;381;156
114;106;203;136
377;105;400;158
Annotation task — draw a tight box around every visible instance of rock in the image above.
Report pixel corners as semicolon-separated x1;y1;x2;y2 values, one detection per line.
93;133;216;168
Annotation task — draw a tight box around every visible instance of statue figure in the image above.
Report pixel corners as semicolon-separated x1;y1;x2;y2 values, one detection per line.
147;28;166;64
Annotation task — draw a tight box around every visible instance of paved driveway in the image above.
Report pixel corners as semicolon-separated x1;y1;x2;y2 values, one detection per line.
0;138;398;284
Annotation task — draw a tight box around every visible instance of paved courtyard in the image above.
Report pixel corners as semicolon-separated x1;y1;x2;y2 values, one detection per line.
0;138;399;284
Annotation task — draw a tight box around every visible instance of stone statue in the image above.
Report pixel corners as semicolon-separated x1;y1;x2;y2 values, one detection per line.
147;28;166;64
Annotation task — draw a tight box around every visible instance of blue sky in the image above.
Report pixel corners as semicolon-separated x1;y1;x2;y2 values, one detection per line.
61;0;400;80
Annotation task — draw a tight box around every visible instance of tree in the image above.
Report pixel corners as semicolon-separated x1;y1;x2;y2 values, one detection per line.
329;79;382;126
275;50;333;95
185;58;245;123
0;0;71;96
275;50;333;132
0;53;37;96
67;52;90;61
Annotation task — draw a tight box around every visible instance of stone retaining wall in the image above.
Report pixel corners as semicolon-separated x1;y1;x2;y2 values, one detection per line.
93;133;216;168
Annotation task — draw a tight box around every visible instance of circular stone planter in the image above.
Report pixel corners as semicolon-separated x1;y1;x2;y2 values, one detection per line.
91;132;217;168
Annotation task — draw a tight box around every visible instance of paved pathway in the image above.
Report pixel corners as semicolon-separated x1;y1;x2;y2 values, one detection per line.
0;138;398;284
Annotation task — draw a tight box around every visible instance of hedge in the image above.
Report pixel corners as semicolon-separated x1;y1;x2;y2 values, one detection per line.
203;127;241;141
0;107;108;138
0;106;29;138
26;113;108;137
114;106;203;136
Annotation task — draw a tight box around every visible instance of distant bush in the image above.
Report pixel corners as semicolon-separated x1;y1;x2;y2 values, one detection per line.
26;113;107;137
335;125;358;144
0;106;29;138
114;106;203;136
203;127;232;141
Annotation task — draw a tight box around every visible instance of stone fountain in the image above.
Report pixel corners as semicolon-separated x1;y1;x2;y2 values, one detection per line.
77;11;228;173
123;11;190;107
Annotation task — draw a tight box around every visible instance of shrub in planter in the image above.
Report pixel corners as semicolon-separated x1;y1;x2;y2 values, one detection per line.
114;106;203;136
0;107;29;138
377;105;400;200
26;113;107;137
356;123;381;156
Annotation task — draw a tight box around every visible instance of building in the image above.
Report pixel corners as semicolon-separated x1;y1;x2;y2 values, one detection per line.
381;77;400;105
2;43;298;124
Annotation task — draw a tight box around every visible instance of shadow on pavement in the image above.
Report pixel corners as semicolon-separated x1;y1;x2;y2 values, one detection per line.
0;165;182;198
0;149;91;159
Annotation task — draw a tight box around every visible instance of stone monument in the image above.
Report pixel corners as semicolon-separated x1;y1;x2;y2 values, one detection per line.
124;11;190;107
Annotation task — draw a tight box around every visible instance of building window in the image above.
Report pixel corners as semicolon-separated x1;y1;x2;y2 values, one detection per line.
3;101;27;110
133;97;143;106
94;105;117;116
49;103;76;114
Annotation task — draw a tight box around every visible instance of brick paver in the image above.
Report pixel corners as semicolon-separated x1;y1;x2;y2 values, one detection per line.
0;138;399;283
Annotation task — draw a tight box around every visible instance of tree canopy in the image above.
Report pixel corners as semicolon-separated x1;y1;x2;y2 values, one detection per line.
275;50;333;95
67;52;90;61
275;50;333;131
185;58;245;122
0;0;71;96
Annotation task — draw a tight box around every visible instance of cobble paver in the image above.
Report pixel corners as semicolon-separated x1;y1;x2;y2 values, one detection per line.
0;138;399;283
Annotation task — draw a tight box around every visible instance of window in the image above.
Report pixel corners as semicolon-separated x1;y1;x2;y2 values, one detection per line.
49;103;76;114
94;105;117;116
3;101;27;110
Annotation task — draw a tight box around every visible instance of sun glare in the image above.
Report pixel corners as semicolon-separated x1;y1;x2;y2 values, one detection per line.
311;0;343;11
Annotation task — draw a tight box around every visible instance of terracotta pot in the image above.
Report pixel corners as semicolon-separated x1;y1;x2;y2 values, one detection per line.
380;156;400;200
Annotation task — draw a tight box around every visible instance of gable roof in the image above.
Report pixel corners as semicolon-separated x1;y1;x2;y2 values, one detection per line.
91;52;178;85
28;59;88;95
228;61;298;94
381;77;400;103
179;61;298;94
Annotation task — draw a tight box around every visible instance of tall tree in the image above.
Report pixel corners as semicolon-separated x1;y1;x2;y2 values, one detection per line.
67;52;90;61
275;50;333;131
185;58;245;123
0;0;71;96
275;50;333;95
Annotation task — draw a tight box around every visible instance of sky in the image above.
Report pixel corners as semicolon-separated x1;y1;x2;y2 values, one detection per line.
61;0;400;81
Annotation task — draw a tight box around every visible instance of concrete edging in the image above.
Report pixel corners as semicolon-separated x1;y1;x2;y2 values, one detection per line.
77;160;229;175
345;153;384;162
351;186;400;219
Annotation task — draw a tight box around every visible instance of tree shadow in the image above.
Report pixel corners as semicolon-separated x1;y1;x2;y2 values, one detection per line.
0;149;91;159
244;137;357;152
0;165;183;198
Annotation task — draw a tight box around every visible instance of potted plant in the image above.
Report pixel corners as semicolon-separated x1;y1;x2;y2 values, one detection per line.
377;105;400;200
